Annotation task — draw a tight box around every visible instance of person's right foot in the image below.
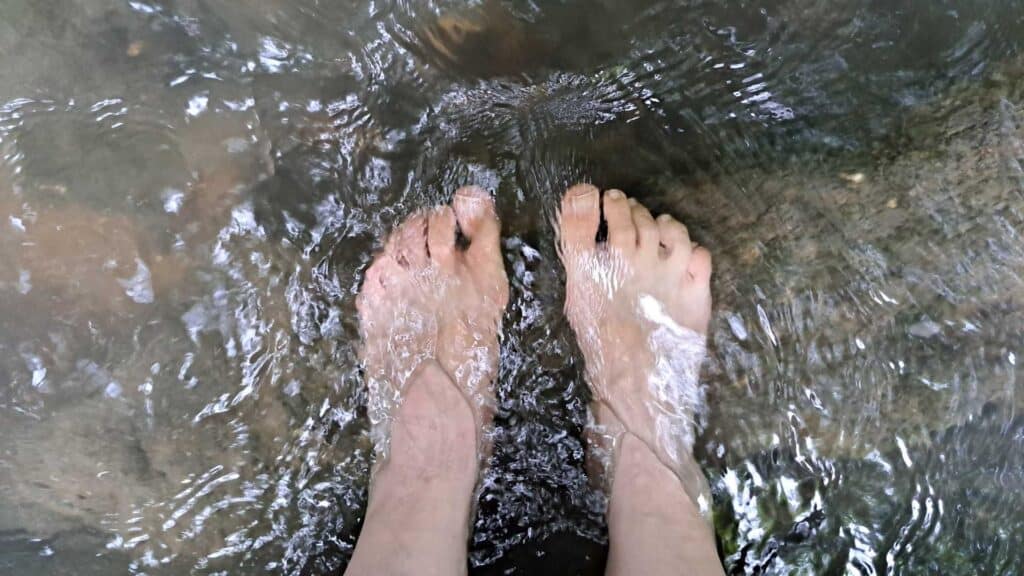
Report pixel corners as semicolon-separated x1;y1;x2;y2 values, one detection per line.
557;184;713;509
357;186;509;464
348;187;507;576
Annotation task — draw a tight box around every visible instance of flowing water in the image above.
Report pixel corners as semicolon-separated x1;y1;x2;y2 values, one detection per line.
2;0;1024;574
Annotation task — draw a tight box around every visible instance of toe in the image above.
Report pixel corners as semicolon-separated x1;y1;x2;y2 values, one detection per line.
358;252;402;318
680;245;713;333
656;214;691;264
559;183;600;251
603;189;636;253
688;246;713;282
387;213;430;269
427;205;458;266
629;198;659;255
453;186;501;261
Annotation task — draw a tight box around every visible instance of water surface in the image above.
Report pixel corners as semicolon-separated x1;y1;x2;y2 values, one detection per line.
1;0;1023;574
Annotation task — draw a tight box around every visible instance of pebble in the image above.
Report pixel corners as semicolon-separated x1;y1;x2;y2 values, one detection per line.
840;172;866;185
127;41;144;57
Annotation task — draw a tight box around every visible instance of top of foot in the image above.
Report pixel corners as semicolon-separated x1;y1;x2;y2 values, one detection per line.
558;184;713;505
357;186;509;457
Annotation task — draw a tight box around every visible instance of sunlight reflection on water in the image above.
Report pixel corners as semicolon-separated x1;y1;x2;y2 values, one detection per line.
0;0;1023;574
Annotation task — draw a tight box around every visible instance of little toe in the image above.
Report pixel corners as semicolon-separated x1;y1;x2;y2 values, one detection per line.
388;213;430;269
687;246;713;282
680;245;713;333
603;189;636;254
358;251;403;320
559;183;600;252
656;214;692;265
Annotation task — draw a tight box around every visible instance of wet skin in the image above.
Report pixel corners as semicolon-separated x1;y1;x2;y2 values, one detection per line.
348;184;723;575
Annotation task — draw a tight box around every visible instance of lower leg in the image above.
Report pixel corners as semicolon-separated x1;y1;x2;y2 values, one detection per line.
350;188;508;575
346;360;478;576
556;185;723;575
605;433;722;576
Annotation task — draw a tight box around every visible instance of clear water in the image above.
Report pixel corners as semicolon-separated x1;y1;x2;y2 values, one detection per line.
1;0;1023;574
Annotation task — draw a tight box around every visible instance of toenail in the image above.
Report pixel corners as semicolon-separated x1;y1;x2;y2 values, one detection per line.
456;191;486;202
627;197;637;206
455;185;489;200
569;184;597;198
657;214;673;222
571;193;597;208
607;189;625;200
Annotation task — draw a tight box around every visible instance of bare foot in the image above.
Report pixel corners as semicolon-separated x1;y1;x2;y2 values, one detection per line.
347;187;508;576
356;185;509;464
558;184;713;509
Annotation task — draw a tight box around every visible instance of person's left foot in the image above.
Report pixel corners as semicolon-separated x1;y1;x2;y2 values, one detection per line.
557;184;713;508
357;186;509;465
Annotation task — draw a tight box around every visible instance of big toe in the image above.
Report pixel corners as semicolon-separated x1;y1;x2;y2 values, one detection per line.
559;183;600;252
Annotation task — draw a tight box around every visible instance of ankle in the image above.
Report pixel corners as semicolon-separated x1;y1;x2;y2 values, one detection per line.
610;433;706;524
376;360;478;487
605;433;723;576
361;360;479;553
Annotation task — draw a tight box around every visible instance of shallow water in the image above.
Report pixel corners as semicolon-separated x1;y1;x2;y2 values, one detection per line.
1;0;1023;574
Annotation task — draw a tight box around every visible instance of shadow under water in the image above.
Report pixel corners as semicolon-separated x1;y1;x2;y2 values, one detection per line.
0;0;1023;574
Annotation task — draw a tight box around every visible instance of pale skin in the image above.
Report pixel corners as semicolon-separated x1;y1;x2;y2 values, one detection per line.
346;185;724;576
